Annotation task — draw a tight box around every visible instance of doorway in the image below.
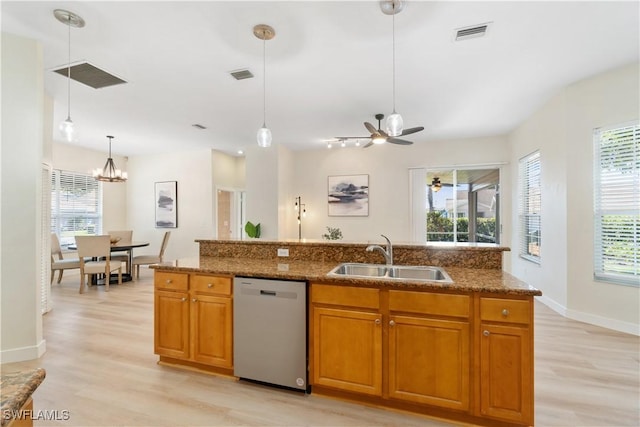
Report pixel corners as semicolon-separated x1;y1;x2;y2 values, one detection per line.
216;188;246;240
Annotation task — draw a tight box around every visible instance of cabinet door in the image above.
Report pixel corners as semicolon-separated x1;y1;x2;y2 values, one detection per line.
155;290;189;359
313;307;382;396
480;323;533;424
388;315;470;410
191;294;233;368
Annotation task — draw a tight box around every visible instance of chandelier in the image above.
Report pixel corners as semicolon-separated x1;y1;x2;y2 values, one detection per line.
93;136;127;182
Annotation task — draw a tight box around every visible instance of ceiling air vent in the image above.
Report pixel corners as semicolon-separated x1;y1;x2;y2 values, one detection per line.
52;61;127;89
229;69;254;80
455;23;491;41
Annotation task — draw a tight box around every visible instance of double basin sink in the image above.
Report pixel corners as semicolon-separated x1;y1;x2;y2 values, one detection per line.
328;263;453;284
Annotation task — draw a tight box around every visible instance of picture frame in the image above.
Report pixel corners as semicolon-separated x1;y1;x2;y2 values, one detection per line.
328;174;369;216
155;181;177;228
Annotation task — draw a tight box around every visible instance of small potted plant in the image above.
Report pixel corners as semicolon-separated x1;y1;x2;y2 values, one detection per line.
322;226;343;241
244;221;261;238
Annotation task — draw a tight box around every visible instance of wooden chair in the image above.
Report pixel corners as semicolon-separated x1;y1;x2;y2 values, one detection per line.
108;230;133;272
75;235;123;294
51;233;85;284
132;231;171;279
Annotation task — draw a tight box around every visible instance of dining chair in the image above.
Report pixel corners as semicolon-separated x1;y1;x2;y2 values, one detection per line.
75;235;123;293
132;231;171;279
108;230;133;272
51;233;86;284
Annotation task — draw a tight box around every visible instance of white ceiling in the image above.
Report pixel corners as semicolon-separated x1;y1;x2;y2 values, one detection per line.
2;1;638;157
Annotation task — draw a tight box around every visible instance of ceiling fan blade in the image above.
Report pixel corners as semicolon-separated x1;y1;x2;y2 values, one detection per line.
378;129;389;137
335;136;371;140
363;141;374;148
364;122;377;134
387;138;413;145
401;126;424;136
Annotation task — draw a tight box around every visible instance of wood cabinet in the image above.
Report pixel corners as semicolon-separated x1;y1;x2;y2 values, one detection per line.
311;285;471;411
154;270;233;371
311;283;535;427
388;290;470;411
478;296;533;425
312;285;382;395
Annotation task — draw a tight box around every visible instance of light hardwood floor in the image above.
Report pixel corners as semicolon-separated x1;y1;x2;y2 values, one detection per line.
2;268;638;426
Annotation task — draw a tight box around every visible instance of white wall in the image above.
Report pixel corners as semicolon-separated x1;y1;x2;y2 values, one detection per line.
127;150;214;260
290;136;511;244
1;33;46;362
509;62;639;335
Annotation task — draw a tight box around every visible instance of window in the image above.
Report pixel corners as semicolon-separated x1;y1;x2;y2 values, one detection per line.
51;170;102;249
415;168;499;244
594;123;639;286
518;151;541;263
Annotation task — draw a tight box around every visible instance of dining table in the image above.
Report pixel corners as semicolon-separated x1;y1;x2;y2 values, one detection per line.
68;240;149;284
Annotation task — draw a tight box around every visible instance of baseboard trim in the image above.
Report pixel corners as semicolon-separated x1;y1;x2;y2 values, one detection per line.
536;296;639;336
0;339;46;363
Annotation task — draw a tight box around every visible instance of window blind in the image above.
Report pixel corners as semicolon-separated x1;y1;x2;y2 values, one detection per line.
594;123;639;286
518;151;541;263
51;170;102;248
41;164;52;314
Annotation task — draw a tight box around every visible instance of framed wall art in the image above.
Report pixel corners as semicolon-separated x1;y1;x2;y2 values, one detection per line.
328;174;369;216
155;181;177;228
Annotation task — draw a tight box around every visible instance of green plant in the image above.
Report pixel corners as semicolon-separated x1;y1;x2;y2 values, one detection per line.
322;226;343;240
244;221;261;238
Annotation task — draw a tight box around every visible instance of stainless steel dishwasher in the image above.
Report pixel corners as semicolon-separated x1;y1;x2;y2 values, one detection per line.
233;277;308;391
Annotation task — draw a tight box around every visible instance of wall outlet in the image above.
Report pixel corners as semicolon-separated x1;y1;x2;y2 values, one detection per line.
277;248;289;257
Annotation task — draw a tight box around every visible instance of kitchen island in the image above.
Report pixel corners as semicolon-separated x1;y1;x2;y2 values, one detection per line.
152;240;540;427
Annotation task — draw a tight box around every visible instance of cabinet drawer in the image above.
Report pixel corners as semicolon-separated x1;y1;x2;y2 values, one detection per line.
155;271;188;291
311;284;379;309
389;291;470;318
192;274;232;295
480;297;531;324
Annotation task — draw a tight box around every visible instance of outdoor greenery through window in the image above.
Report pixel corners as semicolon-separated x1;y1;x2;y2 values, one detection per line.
51;170;102;249
593;123;639;286
426;169;499;243
518;151;541;263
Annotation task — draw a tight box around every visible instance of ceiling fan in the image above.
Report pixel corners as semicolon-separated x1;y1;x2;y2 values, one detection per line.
336;113;424;148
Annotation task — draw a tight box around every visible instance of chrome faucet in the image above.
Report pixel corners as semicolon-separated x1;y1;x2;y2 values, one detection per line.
366;234;393;265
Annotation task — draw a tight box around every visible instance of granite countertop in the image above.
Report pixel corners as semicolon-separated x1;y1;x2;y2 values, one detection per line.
153;257;541;296
1;368;46;426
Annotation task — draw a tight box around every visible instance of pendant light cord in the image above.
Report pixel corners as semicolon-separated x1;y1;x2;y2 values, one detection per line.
66;13;71;120
392;2;396;113
262;31;267;128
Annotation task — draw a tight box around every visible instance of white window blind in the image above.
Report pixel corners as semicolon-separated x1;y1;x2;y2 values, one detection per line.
594;123;639;286
42;164;52;314
51;170;102;249
518;151;541;263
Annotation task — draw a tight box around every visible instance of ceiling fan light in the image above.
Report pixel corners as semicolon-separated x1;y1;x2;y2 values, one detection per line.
372;135;387;144
59;117;75;142
386;112;403;137
257;126;272;148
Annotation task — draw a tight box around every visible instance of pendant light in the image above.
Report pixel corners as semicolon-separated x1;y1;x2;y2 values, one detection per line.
54;9;85;142
93;136;128;182
382;0;405;137
254;24;275;148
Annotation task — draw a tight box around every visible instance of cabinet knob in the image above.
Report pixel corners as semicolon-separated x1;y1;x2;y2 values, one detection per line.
502;309;510;316
207;283;213;288
389;320;396;326
483;330;490;337
375;318;381;325
192;298;197;302
181;297;186;302
166;279;172;284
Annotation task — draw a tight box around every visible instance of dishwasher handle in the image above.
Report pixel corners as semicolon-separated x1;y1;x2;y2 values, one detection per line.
260;290;277;296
